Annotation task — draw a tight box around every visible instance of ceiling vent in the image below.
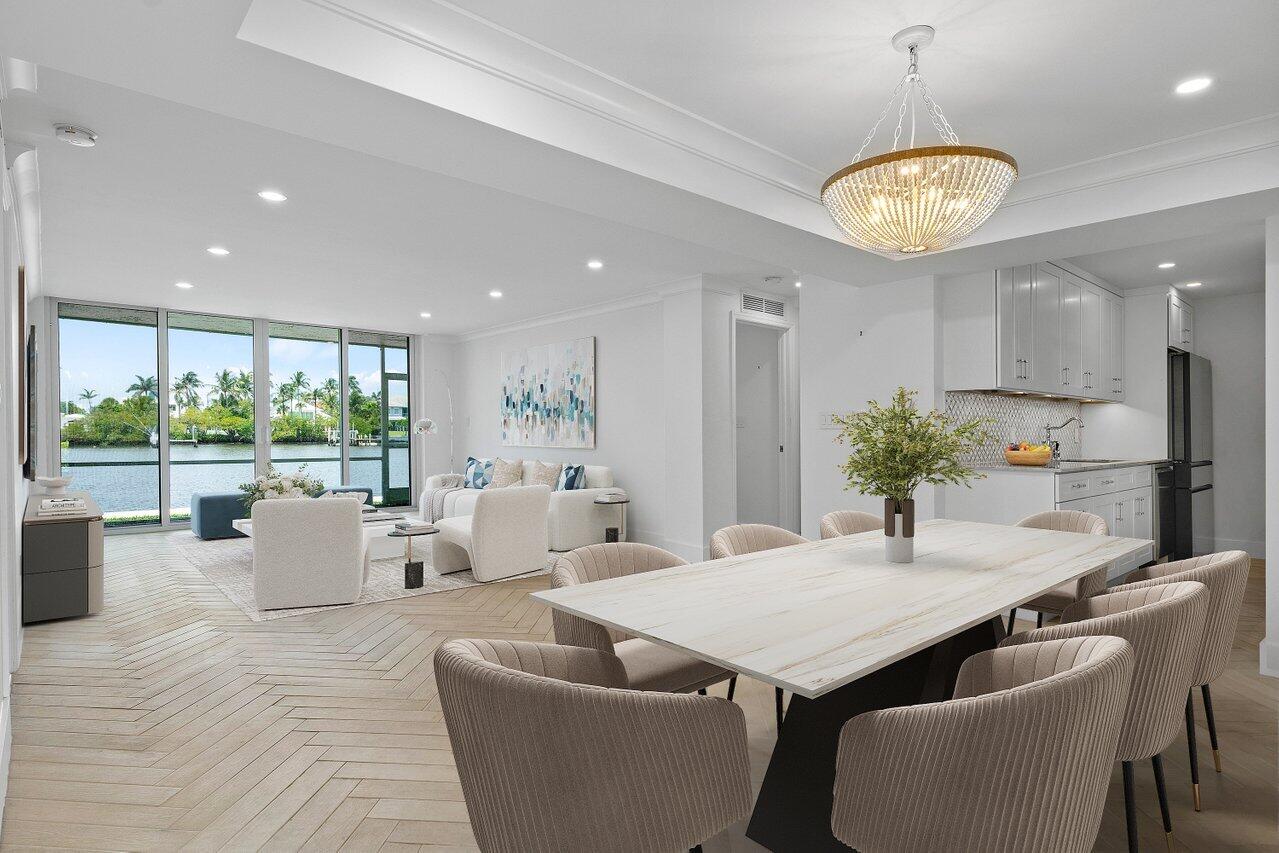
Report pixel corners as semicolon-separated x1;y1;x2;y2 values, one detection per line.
742;292;786;318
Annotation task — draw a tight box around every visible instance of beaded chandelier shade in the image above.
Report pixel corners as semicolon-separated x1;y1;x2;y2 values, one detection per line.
821;27;1017;255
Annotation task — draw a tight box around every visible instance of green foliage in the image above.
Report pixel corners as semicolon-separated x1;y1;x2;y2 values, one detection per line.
62;396;158;446
834;387;991;504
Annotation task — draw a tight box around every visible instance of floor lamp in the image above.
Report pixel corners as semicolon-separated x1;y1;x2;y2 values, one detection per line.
415;368;455;474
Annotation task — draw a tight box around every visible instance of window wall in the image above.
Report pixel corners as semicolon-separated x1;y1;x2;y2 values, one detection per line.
55;301;414;527
58;304;161;526
268;323;342;488
167;313;256;520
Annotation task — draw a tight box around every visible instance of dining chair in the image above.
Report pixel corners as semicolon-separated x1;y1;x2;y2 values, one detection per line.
1002;581;1209;852
819;510;882;539
1111;550;1249;810
831;636;1134;853
1009;510;1109;633
551;543;734;695
436;638;751;853
708;523;809;730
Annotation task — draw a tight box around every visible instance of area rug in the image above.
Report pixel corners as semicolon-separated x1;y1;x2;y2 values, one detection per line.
176;535;552;622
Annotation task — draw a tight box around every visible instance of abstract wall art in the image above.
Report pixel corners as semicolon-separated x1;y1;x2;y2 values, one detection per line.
500;336;595;448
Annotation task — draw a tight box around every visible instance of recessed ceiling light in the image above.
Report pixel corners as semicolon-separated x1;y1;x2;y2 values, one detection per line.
1175;77;1212;95
175;281;194;289
489;290;503;299
1157;262;1175;269
586;259;604;270
1183;281;1202;288
206;246;230;256
419;312;432;319
257;189;287;202
794;280;803;288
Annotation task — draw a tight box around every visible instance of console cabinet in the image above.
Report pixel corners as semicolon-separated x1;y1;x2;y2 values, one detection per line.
943;261;1125;401
22;492;104;624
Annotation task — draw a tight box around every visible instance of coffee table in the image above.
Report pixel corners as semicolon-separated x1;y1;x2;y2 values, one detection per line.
388;526;438;588
232;511;405;560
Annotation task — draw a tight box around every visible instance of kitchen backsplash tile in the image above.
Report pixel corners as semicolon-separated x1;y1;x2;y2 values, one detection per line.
946;392;1084;467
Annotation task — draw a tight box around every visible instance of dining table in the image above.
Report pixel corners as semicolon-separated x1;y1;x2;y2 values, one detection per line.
531;518;1153;852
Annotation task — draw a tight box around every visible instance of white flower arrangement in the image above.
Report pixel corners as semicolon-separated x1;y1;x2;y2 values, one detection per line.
239;464;326;508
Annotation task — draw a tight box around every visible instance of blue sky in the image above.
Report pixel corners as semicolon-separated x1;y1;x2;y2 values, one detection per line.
59;318;402;406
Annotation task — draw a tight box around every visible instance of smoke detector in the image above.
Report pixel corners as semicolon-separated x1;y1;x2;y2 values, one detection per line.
54;124;98;147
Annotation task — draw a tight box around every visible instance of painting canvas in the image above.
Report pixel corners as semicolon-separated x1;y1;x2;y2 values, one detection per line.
501;337;595;448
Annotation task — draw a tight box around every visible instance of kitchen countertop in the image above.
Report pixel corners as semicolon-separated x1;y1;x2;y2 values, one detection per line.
973;459;1170;474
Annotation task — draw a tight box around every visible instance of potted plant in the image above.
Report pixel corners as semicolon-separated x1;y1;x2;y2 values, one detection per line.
834;388;990;562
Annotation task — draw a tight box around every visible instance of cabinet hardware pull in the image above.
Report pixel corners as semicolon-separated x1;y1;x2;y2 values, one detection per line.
1071;482;1087;490
1062;367;1069;385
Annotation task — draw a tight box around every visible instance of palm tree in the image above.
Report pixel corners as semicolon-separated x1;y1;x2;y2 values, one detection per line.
289;371;310;413
172;371;202;412
213;369;239;408
318;378;340;414
236;370;253;401
274;381;295;417
127;375;158;400
78;389;98;412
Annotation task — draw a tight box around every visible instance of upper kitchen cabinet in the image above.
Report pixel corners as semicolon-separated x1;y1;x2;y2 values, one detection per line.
1168;294;1194;353
943;261;1124;402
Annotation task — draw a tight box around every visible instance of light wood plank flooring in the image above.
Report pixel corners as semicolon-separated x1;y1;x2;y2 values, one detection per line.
1;532;1274;851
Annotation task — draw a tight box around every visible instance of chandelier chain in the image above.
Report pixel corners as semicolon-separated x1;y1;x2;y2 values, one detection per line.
850;73;909;163
917;75;960;145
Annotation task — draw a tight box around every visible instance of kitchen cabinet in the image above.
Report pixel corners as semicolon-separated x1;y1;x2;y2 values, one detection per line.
943;261;1124;402
1168;294;1194;352
1102;291;1125;401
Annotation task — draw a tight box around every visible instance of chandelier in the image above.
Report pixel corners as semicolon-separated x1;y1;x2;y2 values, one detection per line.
821;26;1016;255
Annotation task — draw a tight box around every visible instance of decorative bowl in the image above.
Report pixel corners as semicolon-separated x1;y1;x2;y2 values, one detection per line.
1004;448;1052;467
36;475;73;495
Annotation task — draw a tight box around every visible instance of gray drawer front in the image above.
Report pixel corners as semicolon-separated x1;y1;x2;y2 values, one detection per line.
23;568;88;624
23;523;90;574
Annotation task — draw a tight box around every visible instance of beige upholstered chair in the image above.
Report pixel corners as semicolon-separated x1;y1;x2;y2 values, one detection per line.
1003;581;1209;852
436;638;751;853
551;543;732;695
1112;550;1249;810
831;636;1134;853
819;510;881;540
1010;510;1110;631
434;484;550;581
251;498;369;610
709;523;808;730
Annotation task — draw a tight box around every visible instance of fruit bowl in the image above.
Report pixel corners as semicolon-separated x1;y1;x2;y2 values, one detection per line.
1004;448;1052;467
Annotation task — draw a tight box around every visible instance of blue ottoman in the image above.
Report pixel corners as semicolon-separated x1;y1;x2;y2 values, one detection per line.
190;492;250;540
190;487;374;540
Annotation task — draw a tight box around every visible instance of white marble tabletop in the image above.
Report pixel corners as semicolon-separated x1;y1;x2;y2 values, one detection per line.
531;519;1153;698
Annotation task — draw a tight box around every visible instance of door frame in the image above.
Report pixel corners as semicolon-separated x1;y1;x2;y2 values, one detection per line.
730;309;800;533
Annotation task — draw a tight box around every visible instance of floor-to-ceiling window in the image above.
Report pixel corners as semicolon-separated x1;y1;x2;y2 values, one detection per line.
166;313;256;520
57;304;160;527
268;322;342;488
348;332;411;507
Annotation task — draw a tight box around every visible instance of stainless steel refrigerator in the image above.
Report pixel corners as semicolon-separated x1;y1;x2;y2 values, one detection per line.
1169;351;1213;558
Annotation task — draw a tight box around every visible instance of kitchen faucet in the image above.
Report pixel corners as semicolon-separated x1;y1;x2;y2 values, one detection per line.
1045;416;1084;466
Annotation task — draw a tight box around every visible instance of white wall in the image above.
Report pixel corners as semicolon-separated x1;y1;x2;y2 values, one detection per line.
1194;292;1264;556
1263;215;1279;677
454;299;668;548
798;275;942;540
735;322;782;525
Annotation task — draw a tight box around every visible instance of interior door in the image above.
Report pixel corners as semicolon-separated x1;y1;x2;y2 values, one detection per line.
1031;265;1061;394
1081;285;1101;396
1059;272;1083;396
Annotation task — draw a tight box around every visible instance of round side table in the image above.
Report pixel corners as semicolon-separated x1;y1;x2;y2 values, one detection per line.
388;526;438;589
593;494;629;543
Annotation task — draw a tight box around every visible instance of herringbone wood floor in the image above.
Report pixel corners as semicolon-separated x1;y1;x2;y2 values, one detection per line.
0;532;1274;851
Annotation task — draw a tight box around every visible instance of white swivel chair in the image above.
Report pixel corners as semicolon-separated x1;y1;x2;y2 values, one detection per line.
251;497;368;610
435;485;551;582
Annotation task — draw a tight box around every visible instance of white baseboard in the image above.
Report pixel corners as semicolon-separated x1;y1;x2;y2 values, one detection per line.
0;698;10;833
1210;536;1265;558
1260;638;1279;679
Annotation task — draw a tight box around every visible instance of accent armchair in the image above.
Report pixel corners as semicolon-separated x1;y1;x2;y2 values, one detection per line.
434;485;550;582
250;497;368;610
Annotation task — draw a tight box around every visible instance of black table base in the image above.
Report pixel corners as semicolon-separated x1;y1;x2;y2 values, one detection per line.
404;561;424;589
745;617;1007;852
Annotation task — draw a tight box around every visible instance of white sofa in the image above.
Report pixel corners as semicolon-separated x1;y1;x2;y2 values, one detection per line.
434;485;551;582
251;498;369;609
421;462;624;551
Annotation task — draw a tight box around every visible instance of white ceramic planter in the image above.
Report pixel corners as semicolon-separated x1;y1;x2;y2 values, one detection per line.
885;515;914;563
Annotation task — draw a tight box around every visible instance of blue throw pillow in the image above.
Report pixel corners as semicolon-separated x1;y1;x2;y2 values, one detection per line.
557;464;586;491
465;457;494;489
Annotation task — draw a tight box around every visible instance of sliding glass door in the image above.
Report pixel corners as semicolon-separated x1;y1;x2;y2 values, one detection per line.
166;313;256;520
57;304;160;527
348;332;411;506
55;303;414;527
